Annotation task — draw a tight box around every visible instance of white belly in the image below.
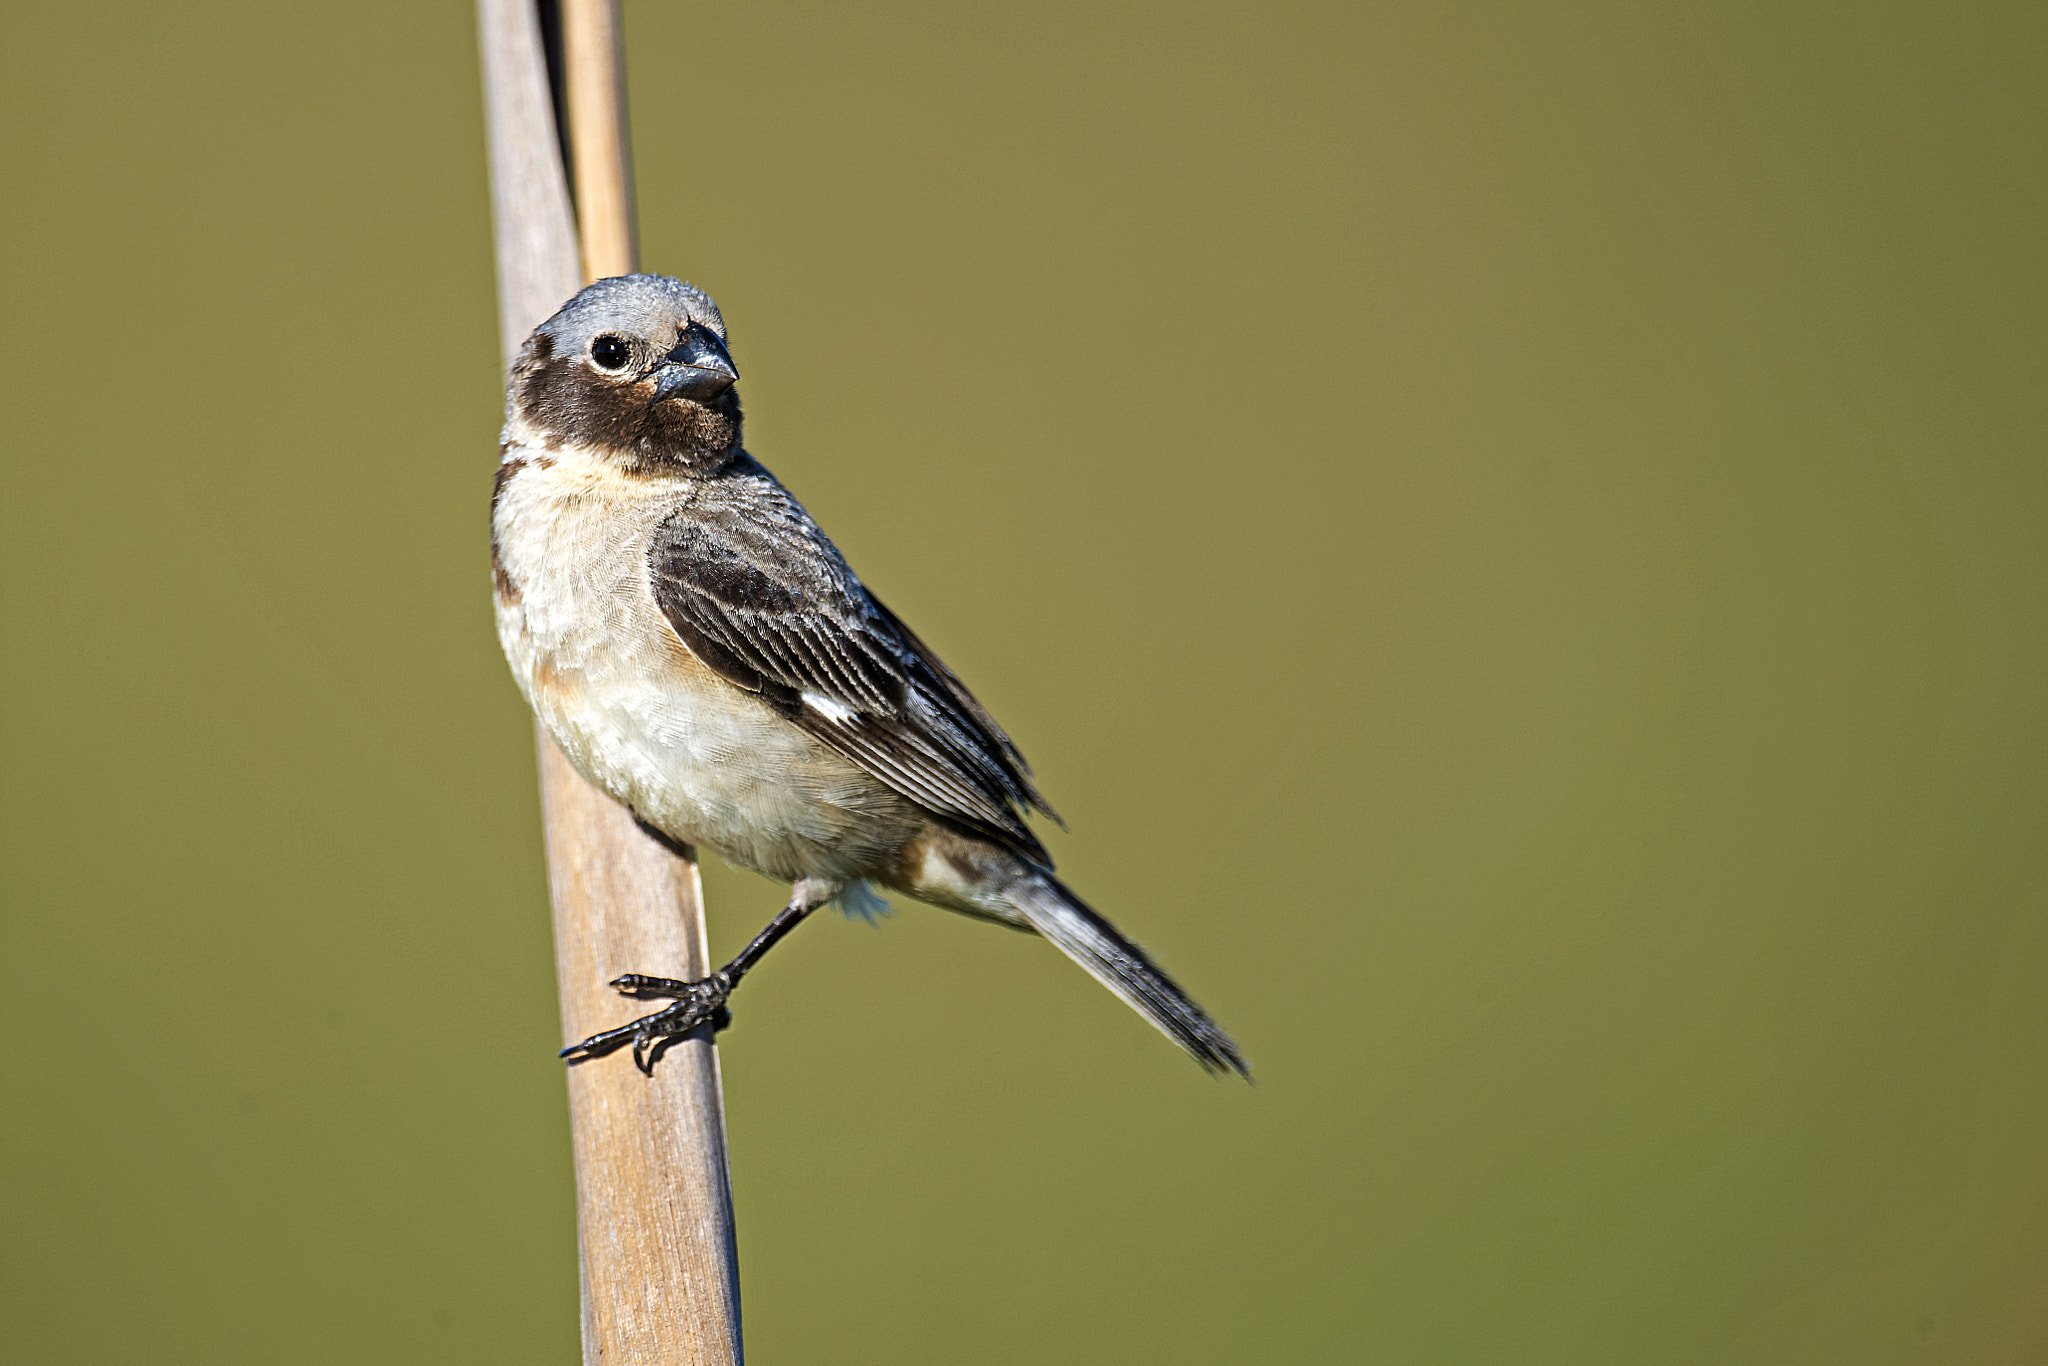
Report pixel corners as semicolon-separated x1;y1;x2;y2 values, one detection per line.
491;447;917;883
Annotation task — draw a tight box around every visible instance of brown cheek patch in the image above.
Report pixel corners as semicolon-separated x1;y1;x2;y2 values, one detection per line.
514;355;742;471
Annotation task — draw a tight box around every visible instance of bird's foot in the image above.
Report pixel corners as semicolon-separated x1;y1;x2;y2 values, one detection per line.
559;971;735;1075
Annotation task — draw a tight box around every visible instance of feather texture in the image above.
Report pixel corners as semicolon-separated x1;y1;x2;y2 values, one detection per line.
648;456;1057;864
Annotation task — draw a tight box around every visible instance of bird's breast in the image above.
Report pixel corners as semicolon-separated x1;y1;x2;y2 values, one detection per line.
490;446;917;882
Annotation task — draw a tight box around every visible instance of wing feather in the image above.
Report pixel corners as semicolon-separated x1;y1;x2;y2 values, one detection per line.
648;473;1054;863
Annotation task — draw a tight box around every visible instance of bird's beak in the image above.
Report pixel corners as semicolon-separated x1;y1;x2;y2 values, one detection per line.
651;323;738;401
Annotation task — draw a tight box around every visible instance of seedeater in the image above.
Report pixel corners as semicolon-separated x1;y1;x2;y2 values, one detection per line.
491;274;1246;1078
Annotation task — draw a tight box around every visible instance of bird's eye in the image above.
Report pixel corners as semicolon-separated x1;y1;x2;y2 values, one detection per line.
590;335;631;370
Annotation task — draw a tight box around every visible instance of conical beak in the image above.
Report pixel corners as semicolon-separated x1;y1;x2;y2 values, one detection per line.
651;322;738;401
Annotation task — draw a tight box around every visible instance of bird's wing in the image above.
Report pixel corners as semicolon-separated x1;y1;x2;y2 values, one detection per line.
647;493;1056;863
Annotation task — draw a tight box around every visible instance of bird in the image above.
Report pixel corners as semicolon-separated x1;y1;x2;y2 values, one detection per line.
491;273;1247;1079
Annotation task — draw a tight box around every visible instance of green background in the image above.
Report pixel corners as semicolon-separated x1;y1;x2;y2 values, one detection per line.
5;2;2045;1361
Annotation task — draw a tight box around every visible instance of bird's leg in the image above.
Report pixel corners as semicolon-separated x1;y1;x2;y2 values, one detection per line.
560;879;837;1075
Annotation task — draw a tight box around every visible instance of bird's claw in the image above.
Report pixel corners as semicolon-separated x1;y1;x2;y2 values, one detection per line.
560;970;735;1074
609;972;700;1000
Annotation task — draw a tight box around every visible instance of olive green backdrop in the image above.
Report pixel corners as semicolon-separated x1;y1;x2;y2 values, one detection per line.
5;2;2045;1361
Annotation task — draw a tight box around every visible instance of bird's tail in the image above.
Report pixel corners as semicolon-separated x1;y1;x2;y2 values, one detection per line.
1006;873;1250;1080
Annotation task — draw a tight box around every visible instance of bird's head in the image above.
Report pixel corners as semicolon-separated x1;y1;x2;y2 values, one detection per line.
509;274;742;473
